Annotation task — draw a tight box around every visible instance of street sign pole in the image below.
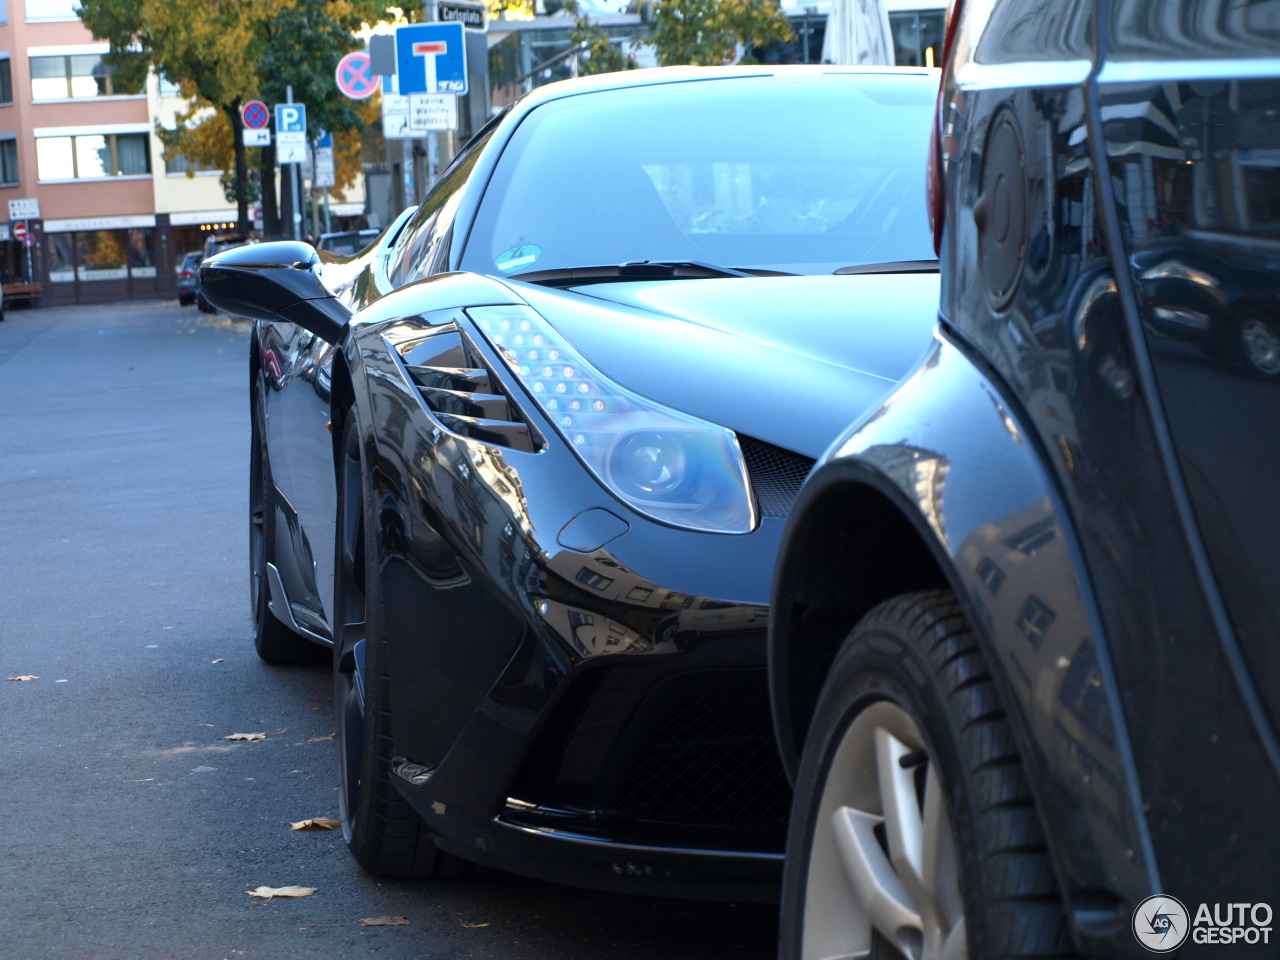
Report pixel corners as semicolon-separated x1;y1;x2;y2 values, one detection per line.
286;86;302;241
424;1;437;197
423;0;440;193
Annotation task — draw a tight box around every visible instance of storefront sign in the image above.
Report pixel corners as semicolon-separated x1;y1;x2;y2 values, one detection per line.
43;215;156;233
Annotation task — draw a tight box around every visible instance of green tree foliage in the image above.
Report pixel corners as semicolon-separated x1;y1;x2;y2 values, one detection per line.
255;0;378;234
650;0;793;66
564;0;634;76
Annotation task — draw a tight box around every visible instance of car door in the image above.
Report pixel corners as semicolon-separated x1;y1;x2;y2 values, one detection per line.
1096;0;1280;908
261;122;504;641
1098;0;1280;738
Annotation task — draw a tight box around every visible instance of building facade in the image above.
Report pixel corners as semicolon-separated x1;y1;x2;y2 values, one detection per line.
0;0;365;307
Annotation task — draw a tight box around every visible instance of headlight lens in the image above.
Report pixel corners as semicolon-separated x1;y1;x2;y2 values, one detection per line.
468;305;757;534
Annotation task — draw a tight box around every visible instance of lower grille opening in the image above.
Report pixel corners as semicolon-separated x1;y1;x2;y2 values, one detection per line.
611;690;792;826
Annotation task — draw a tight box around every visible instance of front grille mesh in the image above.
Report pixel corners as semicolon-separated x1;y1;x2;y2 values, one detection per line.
739;435;815;518
613;692;792;825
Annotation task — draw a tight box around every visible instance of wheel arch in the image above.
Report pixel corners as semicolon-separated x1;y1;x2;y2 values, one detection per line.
769;471;948;779
329;345;356;469
769;332;1162;949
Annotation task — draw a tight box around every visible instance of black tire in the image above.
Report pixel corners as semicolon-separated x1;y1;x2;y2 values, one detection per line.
178;293;194;307
196;290;215;314
780;590;1077;960
333;412;467;878
250;380;322;664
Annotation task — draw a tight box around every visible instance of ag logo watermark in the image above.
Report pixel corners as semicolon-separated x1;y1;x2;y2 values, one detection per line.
1133;896;1274;952
1133;895;1189;953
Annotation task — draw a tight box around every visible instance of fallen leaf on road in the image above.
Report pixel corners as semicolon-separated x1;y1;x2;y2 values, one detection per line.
211;659;225;664
290;818;340;831
461;921;490;928
225;732;266;742
358;916;409;927
307;733;336;742
7;675;39;681
246;886;316;900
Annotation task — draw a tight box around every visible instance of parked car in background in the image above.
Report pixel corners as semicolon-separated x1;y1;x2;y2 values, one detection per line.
202;66;941;901
316;228;380;257
195;234;256;313
176;251;201;306
769;2;1280;958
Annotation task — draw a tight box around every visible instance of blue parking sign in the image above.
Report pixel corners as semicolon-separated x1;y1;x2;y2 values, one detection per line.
275;103;307;135
395;23;467;96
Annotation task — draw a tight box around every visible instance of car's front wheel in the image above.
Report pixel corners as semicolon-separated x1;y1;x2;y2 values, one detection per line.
333;411;468;878
780;591;1077;960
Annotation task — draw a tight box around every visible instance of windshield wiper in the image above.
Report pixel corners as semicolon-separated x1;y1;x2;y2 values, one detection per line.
833;260;940;276
509;260;767;287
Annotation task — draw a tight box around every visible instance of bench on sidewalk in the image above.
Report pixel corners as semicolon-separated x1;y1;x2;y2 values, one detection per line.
3;282;43;307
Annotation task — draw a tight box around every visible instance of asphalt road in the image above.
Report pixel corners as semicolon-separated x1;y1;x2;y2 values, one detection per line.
0;300;779;960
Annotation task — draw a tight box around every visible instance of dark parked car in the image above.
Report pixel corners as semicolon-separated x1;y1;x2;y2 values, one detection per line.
176;251;201;306
316;228;380;257
202;66;942;900
195;233;256;313
770;2;1280;958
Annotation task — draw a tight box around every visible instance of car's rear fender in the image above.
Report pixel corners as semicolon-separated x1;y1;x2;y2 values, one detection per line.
769;329;1160;955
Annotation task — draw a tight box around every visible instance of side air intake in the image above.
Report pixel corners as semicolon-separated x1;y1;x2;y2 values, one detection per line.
398;325;543;453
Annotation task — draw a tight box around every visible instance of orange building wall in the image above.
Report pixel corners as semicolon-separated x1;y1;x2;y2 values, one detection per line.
0;5;154;219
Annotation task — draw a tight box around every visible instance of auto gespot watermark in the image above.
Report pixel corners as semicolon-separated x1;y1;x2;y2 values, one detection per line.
1133;895;1273;952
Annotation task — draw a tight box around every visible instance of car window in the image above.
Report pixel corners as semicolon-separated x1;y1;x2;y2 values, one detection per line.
460;76;937;278
387;128;496;288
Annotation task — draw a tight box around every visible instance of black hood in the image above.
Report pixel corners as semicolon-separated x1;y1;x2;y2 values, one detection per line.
505;274;940;459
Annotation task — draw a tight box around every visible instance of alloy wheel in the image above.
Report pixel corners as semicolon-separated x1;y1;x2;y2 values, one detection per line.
1242;317;1280;376
802;700;967;960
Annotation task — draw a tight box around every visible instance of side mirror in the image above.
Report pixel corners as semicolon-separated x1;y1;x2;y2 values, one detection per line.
199;240;350;343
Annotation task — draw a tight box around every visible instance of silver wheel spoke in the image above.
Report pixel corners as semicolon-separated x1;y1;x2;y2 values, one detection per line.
804;700;968;960
922;764;964;941
832;804;922;954
941;918;967;960
876;729;926;894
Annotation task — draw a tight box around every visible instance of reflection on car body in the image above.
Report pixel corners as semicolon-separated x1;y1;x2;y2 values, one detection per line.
769;2;1280;958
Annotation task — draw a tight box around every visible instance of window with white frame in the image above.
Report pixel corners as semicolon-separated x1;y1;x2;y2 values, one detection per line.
26;0;79;21
163;152;219;175
36;132;151;181
31;53;145;100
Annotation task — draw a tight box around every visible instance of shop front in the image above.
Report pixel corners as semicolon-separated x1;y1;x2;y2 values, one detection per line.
42;213;176;305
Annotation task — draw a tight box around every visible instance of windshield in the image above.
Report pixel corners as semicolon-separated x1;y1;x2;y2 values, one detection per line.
460;74;937;278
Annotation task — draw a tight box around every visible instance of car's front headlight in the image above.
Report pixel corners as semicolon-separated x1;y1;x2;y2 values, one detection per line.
468;305;757;534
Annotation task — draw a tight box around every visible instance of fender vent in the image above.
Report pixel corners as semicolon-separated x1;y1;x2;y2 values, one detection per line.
739;435;814;518
399;326;542;453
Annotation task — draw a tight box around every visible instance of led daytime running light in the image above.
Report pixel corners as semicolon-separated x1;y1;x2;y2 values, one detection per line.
468;305;756;534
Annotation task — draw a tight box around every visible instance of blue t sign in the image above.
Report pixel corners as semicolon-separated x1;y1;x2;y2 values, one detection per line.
395;22;468;96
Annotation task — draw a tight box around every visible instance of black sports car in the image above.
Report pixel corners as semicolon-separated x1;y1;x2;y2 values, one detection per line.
202;66;941;901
